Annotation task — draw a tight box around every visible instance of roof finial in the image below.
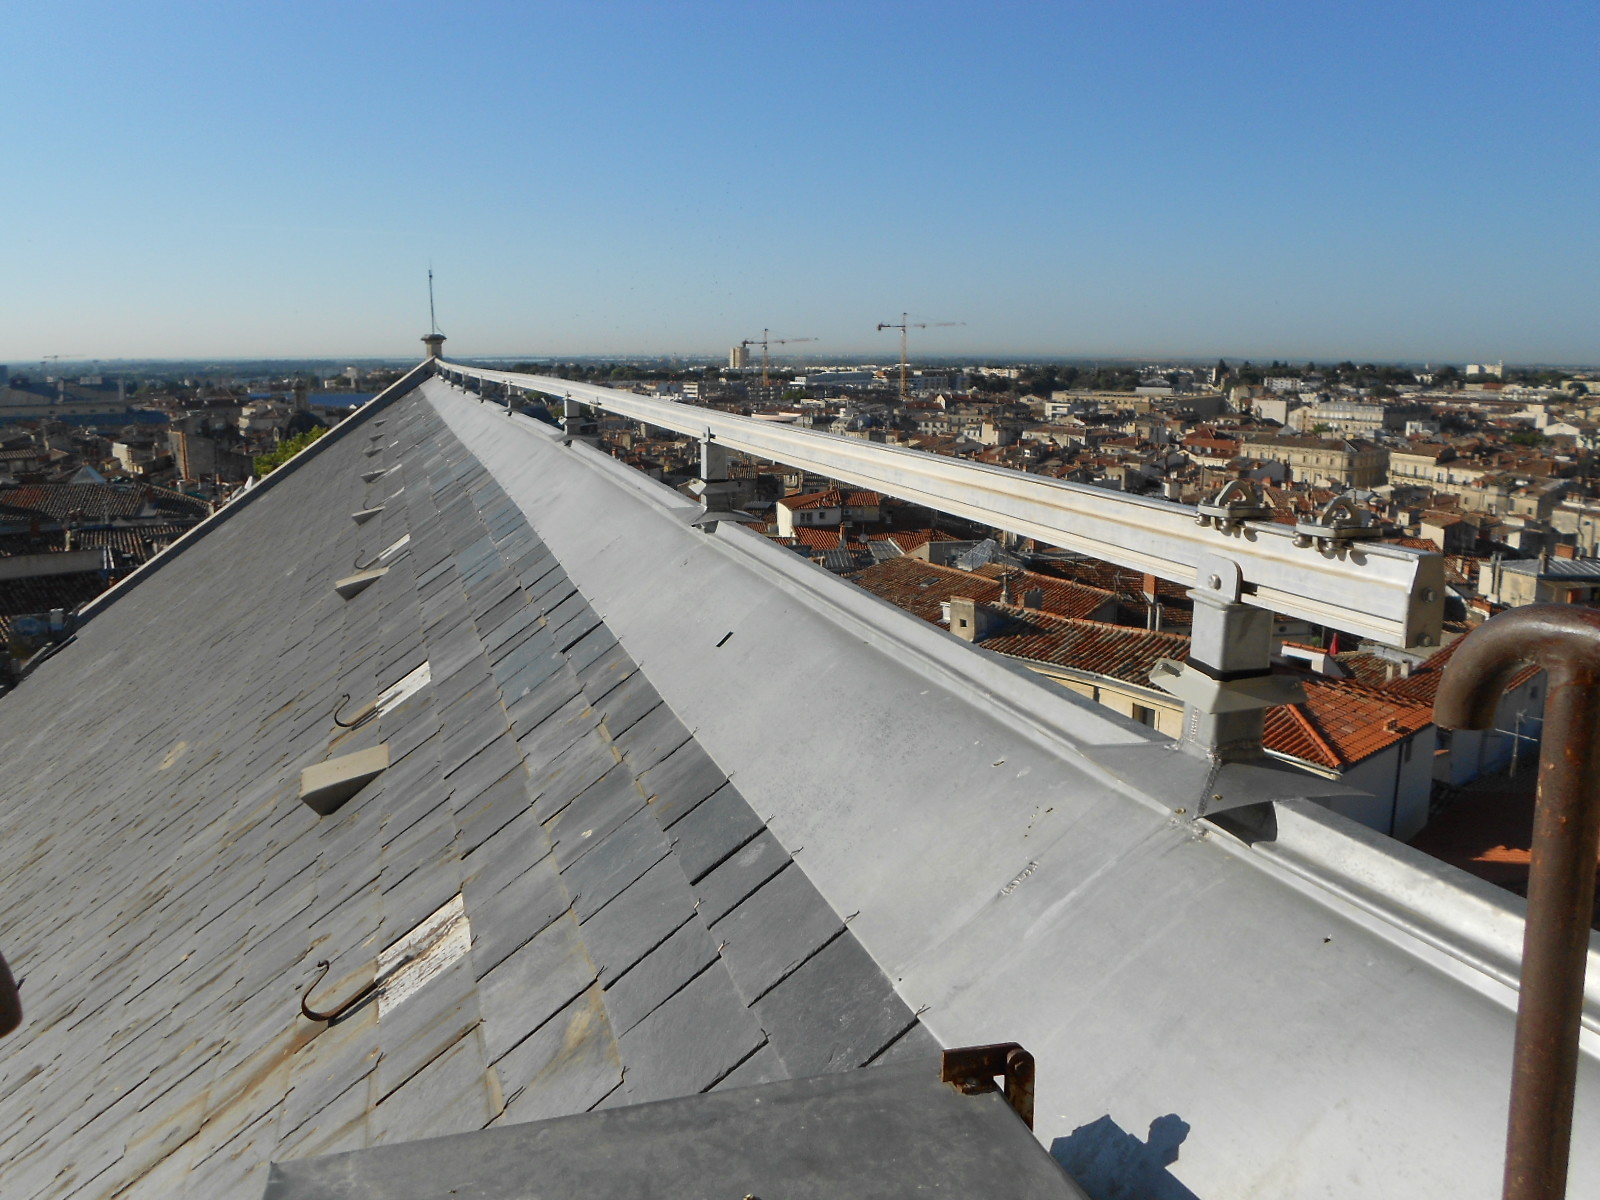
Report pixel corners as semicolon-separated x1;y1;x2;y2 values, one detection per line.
422;268;446;360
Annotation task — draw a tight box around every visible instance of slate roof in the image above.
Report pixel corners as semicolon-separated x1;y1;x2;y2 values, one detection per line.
0;382;930;1200
3;365;1597;1199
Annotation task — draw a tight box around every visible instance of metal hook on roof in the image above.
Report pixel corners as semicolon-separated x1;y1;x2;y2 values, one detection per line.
300;954;417;1022
331;693;375;730
353;549;381;571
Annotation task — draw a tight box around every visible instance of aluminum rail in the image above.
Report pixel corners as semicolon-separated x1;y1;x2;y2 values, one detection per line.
438;362;1444;649
1436;606;1600;1200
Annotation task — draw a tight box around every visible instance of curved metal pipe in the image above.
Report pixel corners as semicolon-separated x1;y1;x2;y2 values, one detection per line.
1434;604;1600;1200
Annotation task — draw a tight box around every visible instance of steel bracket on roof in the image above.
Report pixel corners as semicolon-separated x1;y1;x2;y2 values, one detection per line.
941;1042;1035;1131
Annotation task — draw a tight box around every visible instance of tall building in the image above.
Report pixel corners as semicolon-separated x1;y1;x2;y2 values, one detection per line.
729;343;750;370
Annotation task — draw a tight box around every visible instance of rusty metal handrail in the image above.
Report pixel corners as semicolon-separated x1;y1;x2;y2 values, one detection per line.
1435;605;1600;1200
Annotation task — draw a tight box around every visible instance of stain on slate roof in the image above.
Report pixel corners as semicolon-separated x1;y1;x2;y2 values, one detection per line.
0;385;931;1200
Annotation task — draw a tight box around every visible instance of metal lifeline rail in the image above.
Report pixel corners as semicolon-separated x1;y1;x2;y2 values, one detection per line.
436;362;1444;651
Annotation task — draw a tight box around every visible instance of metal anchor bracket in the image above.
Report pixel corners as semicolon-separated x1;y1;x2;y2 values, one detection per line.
940;1042;1035;1130
1195;479;1274;534
1293;492;1382;553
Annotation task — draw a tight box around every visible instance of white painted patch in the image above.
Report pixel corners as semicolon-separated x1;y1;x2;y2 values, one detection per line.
374;660;431;716
377;893;470;1018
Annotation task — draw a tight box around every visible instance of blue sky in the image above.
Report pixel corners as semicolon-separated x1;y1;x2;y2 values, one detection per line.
3;1;1595;364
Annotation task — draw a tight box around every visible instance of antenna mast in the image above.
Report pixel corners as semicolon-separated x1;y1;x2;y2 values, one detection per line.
428;268;439;336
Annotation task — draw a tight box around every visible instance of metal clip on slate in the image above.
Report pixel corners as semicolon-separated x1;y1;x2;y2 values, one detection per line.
1434;605;1600;1200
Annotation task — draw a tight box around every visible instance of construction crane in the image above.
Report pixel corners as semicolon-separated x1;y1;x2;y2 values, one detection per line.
40;354;84;376
876;314;960;401
740;330;817;387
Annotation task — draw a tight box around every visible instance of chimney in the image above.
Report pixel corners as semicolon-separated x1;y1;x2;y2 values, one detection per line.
1555;543;1576;559
1023;586;1044;610
422;333;446;360
948;596;1003;643
1142;572;1158;601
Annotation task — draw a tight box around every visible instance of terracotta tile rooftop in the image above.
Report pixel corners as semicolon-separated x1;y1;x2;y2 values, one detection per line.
847;556;1118;624
974;608;1190;687
1382;636;1541;707
1265;677;1434;770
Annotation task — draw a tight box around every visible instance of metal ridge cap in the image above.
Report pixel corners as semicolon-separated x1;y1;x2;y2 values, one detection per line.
436;381;1354;828
69;359;436;631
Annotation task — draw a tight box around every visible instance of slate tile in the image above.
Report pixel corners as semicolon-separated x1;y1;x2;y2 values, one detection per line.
373;961;480;1101
666;782;765;883
476;912;595;1064
590;671;658;738
710;1042;787;1092
690;829;790;924
495;985;621;1126
600;915;718;1036
710;863;846;1004
616;964;765;1104
578;856;696;985
560;806;670;921
438;704;511;778
611;700;691;772
456;767;535;856
527;731;617;823
866;1019;942;1068
443;731;523;797
545;763;646;870
511;687;596;764
639;742;729;830
369;1032;495;1144
754;934;917;1078
464;853;569;977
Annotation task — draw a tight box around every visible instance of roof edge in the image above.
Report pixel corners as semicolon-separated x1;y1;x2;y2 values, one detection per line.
68;359;435;632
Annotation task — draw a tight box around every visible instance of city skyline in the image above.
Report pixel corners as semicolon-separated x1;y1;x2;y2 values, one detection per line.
3;1;1596;364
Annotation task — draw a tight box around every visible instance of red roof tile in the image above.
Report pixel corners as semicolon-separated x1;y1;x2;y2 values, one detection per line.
848;557;1118;624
